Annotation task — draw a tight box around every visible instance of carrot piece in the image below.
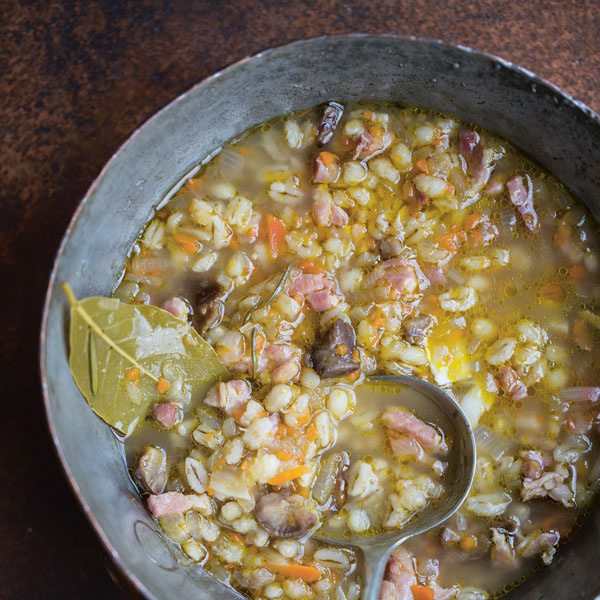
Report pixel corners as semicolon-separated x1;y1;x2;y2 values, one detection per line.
240;460;250;471
157;377;170;394
298;260;325;275
125;367;140;382
306;424;318;442
410;585;435;600
371;307;386;329
266;215;287;258
230;533;244;544
264;563;321;582
415;158;429;173
267;466;312;486
205;485;214;496
295;406;311;427
297;485;310;498
172;233;200;254
185;178;201;192
464;213;482;231
276;450;294;461
318;151;336;167
540;282;565;303
570;263;586;281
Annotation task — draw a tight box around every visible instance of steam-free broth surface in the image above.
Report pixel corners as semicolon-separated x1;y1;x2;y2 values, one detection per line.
112;102;600;600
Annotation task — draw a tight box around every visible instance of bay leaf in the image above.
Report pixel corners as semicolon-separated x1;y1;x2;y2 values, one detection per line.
62;283;228;436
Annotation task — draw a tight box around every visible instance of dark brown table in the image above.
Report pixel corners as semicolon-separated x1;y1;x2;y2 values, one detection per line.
2;1;598;597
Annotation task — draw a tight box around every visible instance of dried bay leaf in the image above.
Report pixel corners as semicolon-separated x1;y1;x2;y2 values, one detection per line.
62;283;228;436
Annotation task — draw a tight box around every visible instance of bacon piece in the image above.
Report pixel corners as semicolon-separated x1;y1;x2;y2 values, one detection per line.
305;290;337;311
352;130;393;160
385;264;418;295
152;403;178;428
161;297;189;320
424;266;446;285
389;436;425;462
205;379;250;415
290;274;328;296
521;464;574;507
382;408;441;449
313;152;340;183
499;366;528;400
521;450;544;480
331;204;349;227
385;549;417;600
507;174;539;232
271;358;300;383
460;130;492;189
147;492;192;517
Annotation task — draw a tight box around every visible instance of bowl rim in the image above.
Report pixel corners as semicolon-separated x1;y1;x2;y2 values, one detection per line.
38;32;600;599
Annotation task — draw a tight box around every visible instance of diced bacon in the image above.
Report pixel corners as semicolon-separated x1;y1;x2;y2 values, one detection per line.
499;366;528;400
271;358;300;383
153;403;178;428
147;492;192;517
424;265;446;285
521;450;544;480
517;530;560;559
290;274;328;296
385;549;417;600
161;297;189;320
380;580;399;600
385;265;418;295
205;379;250;415
554;223;584;264
306;290;337;311
485;178;504;195
331;204;349;227
389;436;425;461
459;130;479;160
313;153;340;183
507;174;539;232
382;408;441;449
264;343;295;365
313;196;332;226
521;464;574;507
353;130;393;160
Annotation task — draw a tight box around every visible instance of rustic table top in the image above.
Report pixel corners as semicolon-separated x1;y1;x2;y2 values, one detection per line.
2;1;599;598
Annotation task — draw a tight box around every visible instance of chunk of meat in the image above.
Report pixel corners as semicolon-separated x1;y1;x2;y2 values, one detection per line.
521;464;574;507
134;446;168;494
312;189;348;227
507;174;539;233
352;129;393;160
254;493;318;538
459;130;492;189
192;280;224;333
465;214;499;246
384;549;417;600
424;266;446;285
485;178;504;195
311;319;360;379
234;568;275;590
305;290;338;312
161;297;190;320
313;151;340;183
499;366;528;400
147;492;192;517
290;273;330;296
385;264;419;295
380;580;400;600
389;436;425;462
382;408;441;450
153;402;178;428
490;528;515;563
521;450;544;480
271;358;301;383
316;102;344;146
331;204;349;227
517;530;560;565
554;222;585;264
204;379;251;415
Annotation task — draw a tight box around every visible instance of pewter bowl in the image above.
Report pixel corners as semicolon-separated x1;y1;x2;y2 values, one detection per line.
40;35;600;600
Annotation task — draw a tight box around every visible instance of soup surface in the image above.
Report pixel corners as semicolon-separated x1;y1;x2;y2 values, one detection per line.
114;102;600;600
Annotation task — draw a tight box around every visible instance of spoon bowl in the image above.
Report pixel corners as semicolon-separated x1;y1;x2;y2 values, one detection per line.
315;375;476;600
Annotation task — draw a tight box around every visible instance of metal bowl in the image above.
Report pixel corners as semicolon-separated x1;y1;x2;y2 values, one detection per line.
40;35;600;600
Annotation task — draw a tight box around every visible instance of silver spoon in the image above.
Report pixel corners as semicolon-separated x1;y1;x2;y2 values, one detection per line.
314;375;476;600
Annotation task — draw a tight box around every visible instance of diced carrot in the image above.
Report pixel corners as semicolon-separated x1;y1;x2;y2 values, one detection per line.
206;486;214;496
266;215;286;258
125;367;140;382
232;407;246;423
554;227;568;247
410;585;435;600
157;377;170;394
230;533;244;544
318;151;336;167
172;233;200;254
415;158;429;174
459;535;478;551
299;260;325;275
276;423;288;438
267;465;312;486
297;486;310;498
306;424;318;442
276;450;294;461
295;406;311;427
363;110;374;120
465;213;482;231
371;307;386;329
570;263;586;281
185;177;201;192
240;460;250;471
344;369;361;383
228;235;239;250
264;563;321;582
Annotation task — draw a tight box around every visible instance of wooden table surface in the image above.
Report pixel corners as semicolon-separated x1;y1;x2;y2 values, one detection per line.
2;1;599;598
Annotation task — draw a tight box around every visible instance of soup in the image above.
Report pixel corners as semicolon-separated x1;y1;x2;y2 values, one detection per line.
110;102;600;600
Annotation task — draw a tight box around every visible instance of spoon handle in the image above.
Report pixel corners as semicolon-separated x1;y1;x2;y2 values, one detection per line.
360;544;393;600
